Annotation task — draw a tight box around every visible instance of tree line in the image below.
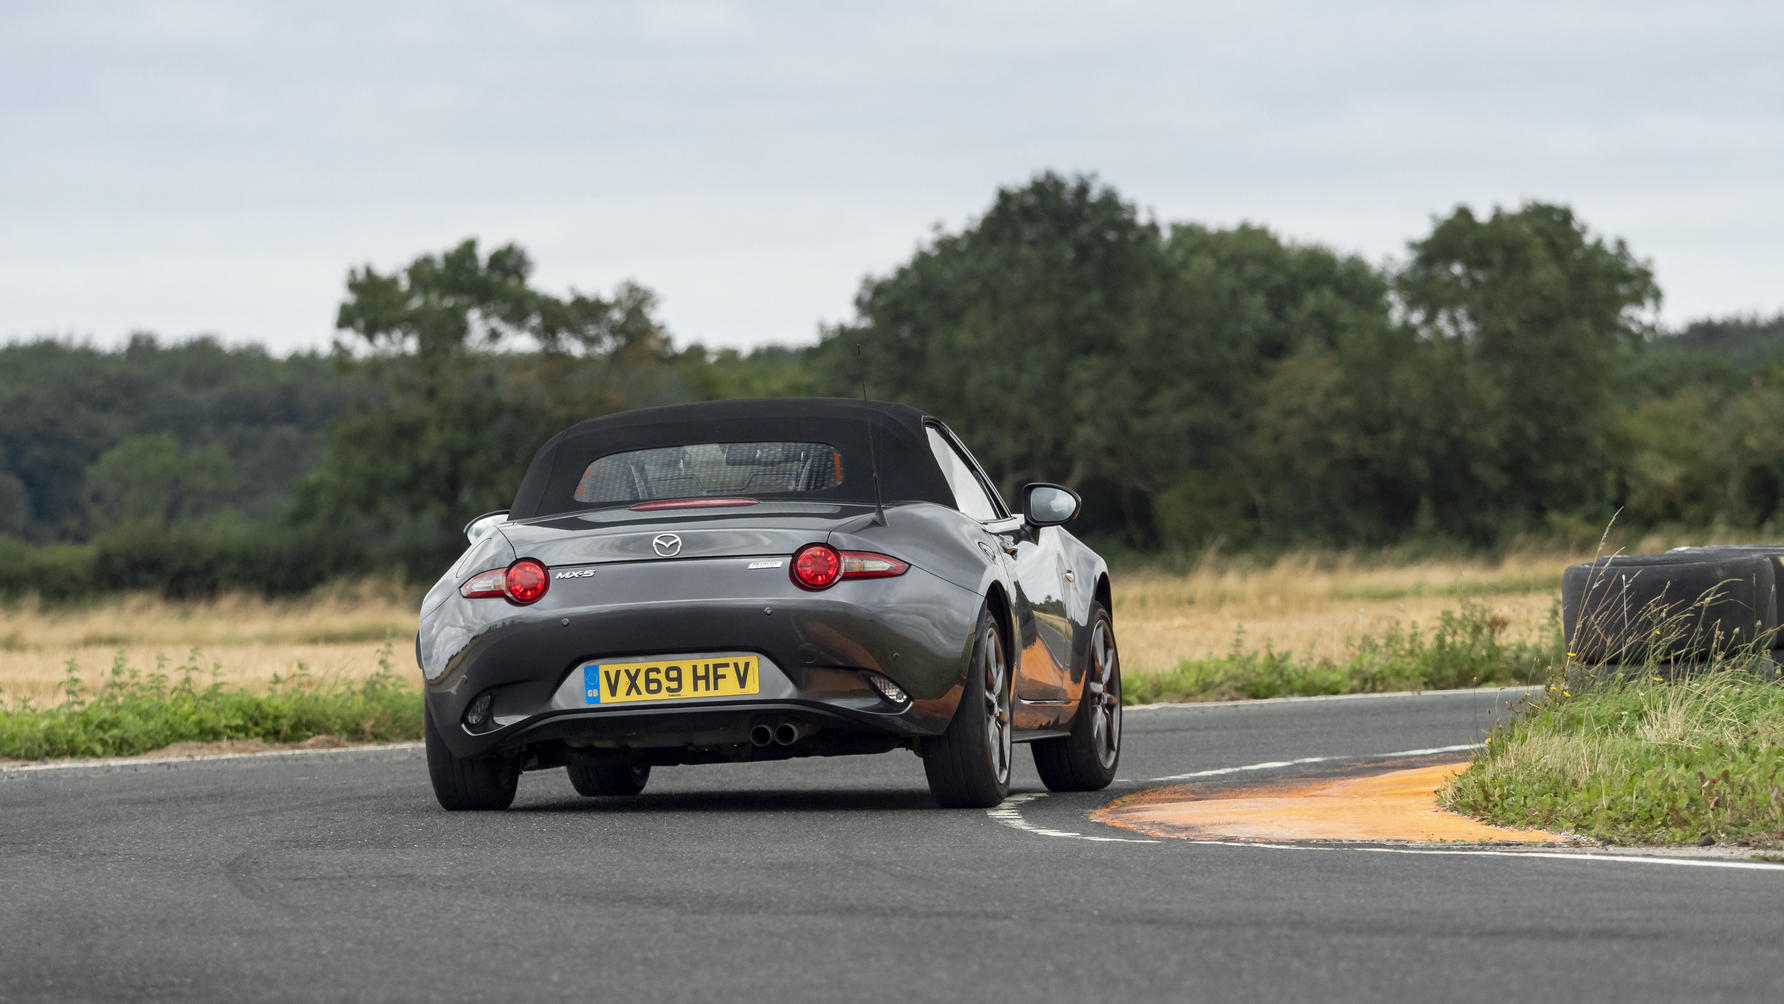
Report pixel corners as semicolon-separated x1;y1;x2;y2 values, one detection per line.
3;172;1782;598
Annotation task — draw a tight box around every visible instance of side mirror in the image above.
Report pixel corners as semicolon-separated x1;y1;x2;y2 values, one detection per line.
1021;483;1081;527
463;510;510;545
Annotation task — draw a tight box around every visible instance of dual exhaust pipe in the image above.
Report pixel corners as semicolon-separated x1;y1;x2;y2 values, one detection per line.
750;720;805;748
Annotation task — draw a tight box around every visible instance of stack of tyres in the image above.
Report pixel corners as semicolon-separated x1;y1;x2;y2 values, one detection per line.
1667;545;1784;660
1561;549;1781;666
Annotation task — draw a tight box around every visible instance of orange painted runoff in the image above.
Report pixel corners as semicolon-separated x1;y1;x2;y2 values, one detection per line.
1092;762;1569;844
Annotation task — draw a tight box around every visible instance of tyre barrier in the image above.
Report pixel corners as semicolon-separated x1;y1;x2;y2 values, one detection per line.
1666;546;1784;650
1561;551;1779;664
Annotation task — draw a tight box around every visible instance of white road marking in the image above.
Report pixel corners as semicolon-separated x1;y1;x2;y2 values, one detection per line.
989;745;1480;843
994;744;1784;873
987;793;1159;844
1194;840;1784;873
1147;743;1482;782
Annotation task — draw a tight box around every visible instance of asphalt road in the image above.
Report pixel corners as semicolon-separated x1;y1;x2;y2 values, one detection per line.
3;688;1781;1003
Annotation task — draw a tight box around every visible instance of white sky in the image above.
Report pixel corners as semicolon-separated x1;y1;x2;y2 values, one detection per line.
2;0;1780;355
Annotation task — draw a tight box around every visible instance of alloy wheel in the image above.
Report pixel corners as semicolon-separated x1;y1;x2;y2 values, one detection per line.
1087;620;1121;768
982;625;1012;783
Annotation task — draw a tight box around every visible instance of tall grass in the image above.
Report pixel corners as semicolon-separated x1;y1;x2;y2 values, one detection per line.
0;644;422;760
1125;601;1562;703
1443;542;1784;847
1441;665;1784;846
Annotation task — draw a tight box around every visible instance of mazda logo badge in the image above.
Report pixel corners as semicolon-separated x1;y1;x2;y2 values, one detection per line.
651;533;683;557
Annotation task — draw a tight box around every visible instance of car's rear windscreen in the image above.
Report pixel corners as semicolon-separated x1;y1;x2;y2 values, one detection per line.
573;441;844;504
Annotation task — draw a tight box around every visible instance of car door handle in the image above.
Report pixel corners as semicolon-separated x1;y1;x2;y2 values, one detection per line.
1063;569;1074;582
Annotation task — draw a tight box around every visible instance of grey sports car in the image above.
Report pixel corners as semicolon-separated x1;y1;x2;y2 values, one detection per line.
416;398;1121;809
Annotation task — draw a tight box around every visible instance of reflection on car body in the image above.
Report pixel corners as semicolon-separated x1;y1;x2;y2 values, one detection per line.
417;398;1123;809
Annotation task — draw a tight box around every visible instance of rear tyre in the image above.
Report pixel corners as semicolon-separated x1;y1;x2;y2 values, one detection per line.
923;605;1013;808
1033;603;1121;791
567;762;651;797
424;705;520;811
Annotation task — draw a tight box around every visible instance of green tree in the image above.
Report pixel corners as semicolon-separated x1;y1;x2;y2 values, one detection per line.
1398;202;1660;540
301;239;674;572
0;336;356;542
1617;380;1784;527
817;172;1169;542
84;434;235;527
821;173;1404;549
0;444;28;538
1147;224;1401;546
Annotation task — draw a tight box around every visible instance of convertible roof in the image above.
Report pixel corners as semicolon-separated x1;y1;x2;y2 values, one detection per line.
508;397;955;519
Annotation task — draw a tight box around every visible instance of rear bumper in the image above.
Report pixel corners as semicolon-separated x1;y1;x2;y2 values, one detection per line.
420;565;979;759
443;697;924;762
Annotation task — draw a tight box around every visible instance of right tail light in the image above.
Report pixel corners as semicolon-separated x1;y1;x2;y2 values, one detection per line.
791;544;909;590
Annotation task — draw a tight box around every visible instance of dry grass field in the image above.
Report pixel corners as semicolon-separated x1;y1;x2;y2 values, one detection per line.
0;550;1598;707
1113;551;1572;674
0;583;419;706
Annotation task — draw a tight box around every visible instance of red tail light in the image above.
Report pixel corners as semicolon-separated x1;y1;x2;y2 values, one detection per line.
792;544;843;589
461;558;550;605
791;544;909;590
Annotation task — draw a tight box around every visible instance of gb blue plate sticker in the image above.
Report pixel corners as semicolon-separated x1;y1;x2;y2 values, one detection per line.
583;664;602;704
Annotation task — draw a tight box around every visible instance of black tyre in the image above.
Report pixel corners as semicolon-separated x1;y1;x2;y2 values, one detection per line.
424;705;520;811
1667;546;1784;649
1561;553;1777;663
923;605;1012;808
567;762;651;797
1032;602;1121;791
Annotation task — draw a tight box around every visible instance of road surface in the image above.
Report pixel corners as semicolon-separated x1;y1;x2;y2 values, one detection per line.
3;688;1780;1002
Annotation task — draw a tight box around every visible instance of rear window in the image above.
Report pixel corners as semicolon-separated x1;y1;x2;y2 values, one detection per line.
573;441;845;505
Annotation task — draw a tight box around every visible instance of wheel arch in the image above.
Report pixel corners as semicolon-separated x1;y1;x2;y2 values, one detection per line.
1093;573;1113;621
983;581;1015;660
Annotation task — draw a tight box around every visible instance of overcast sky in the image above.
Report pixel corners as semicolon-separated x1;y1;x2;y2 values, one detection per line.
2;1;1779;355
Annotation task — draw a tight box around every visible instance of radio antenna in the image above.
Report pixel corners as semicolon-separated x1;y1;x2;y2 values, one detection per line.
858;343;886;527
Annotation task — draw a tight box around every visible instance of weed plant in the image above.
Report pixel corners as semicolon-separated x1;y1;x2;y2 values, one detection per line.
1124;601;1561;703
0;644;422;760
1441;663;1784;847
1444;542;1784;847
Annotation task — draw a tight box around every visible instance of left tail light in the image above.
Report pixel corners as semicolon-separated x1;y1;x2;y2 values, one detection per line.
461;558;550;605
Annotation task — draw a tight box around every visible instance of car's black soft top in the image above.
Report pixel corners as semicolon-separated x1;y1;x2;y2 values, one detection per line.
508;397;956;519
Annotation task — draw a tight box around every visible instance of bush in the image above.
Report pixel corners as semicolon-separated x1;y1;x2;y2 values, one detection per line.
0;537;98;603
0;513;369;603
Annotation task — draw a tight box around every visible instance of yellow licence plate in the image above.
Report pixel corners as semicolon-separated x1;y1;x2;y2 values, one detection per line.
582;655;760;705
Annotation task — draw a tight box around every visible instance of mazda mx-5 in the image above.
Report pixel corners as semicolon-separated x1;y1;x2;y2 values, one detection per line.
416;398;1121;809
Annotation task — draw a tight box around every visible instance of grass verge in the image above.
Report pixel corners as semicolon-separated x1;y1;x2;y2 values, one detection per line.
0;644;422;761
2;600;1554;759
1124;601;1560;703
1440;666;1784;847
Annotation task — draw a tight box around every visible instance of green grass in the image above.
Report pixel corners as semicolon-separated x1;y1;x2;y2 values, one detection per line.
1125;601;1561;703
1441;666;1784;847
0;645;423;761
0;600;1558;759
